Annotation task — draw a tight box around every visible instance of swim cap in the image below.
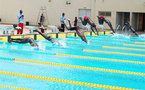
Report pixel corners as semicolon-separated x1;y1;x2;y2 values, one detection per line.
84;16;89;19
100;15;104;18
27;37;31;42
76;27;80;30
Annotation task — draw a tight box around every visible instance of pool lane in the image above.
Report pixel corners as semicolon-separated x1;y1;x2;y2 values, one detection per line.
0;35;144;89
0;60;144;89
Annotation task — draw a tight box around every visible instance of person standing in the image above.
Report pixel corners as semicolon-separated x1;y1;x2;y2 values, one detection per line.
40;13;45;25
74;17;78;26
60;13;66;32
17;10;24;34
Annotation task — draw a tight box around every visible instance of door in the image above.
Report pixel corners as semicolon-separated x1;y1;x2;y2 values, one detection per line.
139;13;143;31
78;9;91;28
142;14;145;31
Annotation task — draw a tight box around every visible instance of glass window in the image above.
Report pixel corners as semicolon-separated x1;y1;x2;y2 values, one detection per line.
99;11;111;17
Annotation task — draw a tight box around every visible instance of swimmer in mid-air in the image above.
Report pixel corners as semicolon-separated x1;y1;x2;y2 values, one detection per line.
61;19;88;43
79;16;98;35
33;29;61;45
8;37;38;47
124;22;138;36
97;15;115;33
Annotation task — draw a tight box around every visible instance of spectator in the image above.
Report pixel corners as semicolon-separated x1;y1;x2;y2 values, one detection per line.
60;13;66;32
74;17;78;26
40;13;45;25
17;10;24;34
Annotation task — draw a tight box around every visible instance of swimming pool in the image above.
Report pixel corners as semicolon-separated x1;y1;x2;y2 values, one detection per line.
0;34;145;90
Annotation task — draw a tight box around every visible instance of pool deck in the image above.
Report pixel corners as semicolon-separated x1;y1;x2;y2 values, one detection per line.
0;24;145;37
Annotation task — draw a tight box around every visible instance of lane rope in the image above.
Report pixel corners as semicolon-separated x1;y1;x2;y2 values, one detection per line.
13;58;145;76
82;49;145;57
54;53;145;65
102;46;145;51
0;71;138;90
123;44;145;47
0;85;31;90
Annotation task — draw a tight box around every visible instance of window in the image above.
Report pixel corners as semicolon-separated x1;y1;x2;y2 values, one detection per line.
99;11;111;17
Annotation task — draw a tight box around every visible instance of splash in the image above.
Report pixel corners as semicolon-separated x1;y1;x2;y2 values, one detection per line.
138;34;145;40
36;40;47;51
111;33;130;39
87;40;90;45
139;34;145;38
57;39;66;47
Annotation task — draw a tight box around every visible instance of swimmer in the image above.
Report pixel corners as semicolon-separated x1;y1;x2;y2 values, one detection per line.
33;29;61;45
124;22;138;36
97;15;115;33
8;37;38;47
61;19;88;43
79;16;98;35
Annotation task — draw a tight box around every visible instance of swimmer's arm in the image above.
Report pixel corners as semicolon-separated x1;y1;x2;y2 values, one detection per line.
79;17;88;26
62;21;69;30
35;29;48;39
91;27;97;35
104;18;115;33
88;18;95;25
67;19;72;28
79;17;84;25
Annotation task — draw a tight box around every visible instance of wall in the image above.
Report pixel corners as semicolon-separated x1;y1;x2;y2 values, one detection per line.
0;0;145;30
95;0;145;29
0;0;91;25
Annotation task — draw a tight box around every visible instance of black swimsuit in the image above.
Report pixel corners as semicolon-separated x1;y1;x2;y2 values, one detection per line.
98;18;104;25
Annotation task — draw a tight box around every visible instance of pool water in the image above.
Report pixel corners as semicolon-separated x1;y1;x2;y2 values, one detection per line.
0;34;145;90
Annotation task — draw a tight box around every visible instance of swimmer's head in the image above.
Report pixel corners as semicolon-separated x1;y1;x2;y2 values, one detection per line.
84;16;89;20
99;15;104;18
76;27;80;31
20;10;23;14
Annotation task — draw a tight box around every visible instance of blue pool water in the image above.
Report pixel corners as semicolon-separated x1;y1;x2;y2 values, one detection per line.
0;28;3;30
0;34;145;90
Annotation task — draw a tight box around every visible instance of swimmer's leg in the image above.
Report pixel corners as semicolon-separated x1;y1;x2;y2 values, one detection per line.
93;27;99;35
91;27;97;35
10;40;23;43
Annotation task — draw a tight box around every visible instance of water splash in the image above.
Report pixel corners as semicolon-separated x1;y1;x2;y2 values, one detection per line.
57;39;66;47
87;40;90;45
111;33;130;39
37;40;47;51
139;34;145;38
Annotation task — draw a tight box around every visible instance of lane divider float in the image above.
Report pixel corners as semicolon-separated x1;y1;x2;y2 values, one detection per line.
12;58;145;76
0;71;139;90
134;42;145;44
82;49;145;57
54;53;145;64
123;44;145;47
0;85;31;90
102;46;145;51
